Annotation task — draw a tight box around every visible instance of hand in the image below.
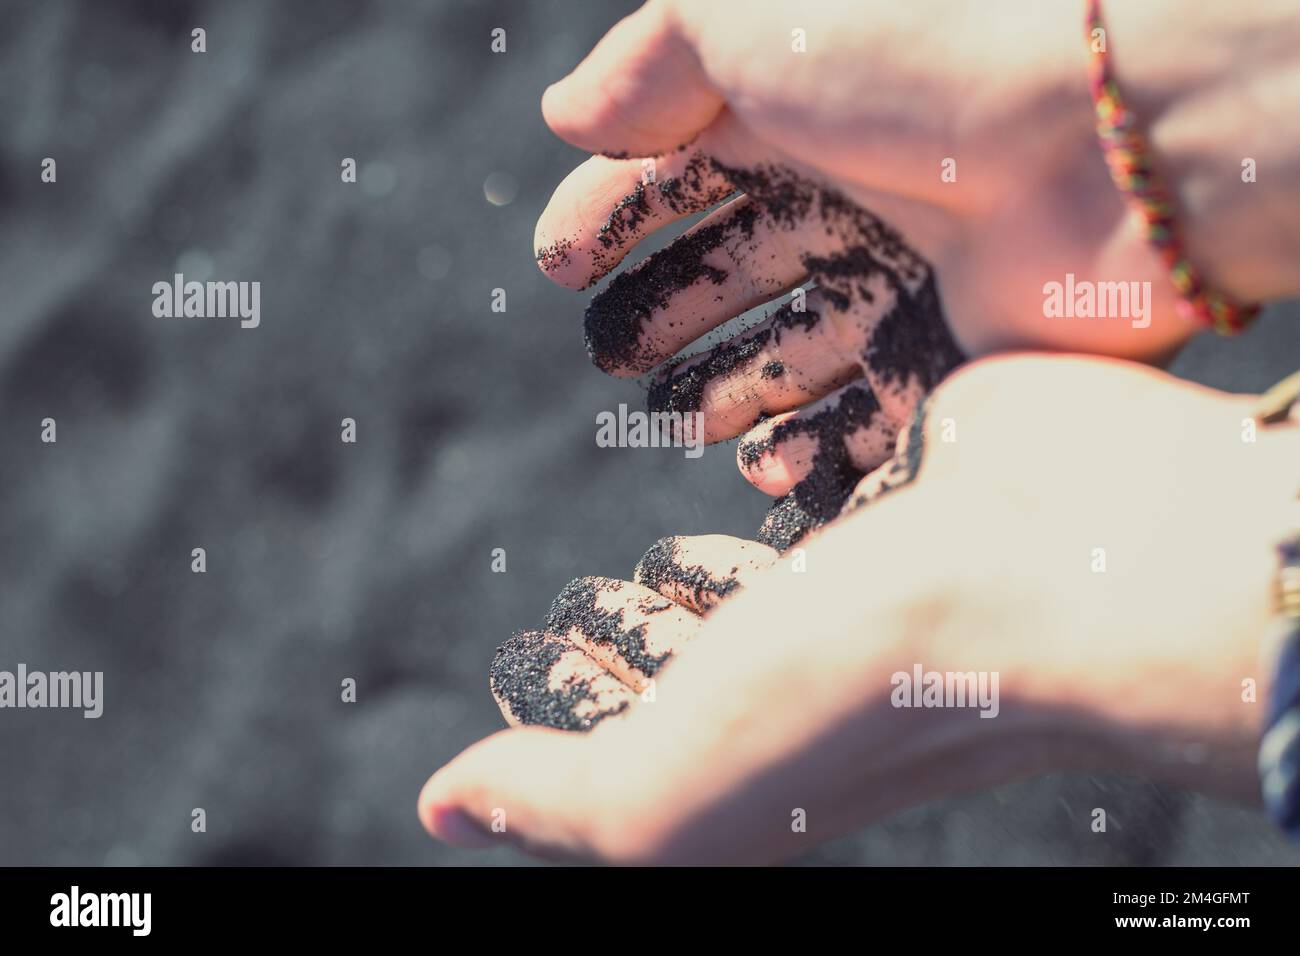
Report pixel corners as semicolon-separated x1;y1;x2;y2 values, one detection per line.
534;0;1300;545
487;535;777;732
419;354;1299;863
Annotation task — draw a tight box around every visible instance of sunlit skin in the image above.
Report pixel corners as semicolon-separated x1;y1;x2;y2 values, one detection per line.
419;1;1300;862
532;0;1300;499
422;355;1299;863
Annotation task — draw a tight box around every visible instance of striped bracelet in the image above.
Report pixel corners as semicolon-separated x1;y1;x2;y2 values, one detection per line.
1085;0;1261;336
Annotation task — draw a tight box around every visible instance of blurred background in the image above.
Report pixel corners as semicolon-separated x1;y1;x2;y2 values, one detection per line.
1;0;1298;866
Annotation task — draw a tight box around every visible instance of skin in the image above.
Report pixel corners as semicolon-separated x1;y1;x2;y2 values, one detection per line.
419;3;1300;861
533;0;1300;499
488;537;778;731
422;355;1300;863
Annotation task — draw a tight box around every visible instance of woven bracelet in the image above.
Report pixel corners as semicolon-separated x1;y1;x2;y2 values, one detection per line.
1085;0;1261;336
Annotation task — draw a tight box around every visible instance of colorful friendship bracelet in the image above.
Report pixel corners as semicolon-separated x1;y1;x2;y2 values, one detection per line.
1085;0;1261;336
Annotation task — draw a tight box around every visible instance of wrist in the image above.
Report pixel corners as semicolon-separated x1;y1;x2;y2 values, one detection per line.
1102;0;1300;303
917;424;1295;800
1053;422;1299;798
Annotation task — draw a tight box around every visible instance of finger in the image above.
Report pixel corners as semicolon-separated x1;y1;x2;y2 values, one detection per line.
584;196;807;376
534;149;735;291
489;630;637;732
535;111;764;292
737;382;899;497
546;576;702;691
711;162;966;426
633;534;778;614
423;464;970;865
541;0;723;158
755;455;861;553
418;725;609;860
646;292;860;442
842;395;931;513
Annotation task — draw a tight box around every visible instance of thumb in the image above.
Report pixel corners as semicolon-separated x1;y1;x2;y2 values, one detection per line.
542;0;723;157
418;726;615;862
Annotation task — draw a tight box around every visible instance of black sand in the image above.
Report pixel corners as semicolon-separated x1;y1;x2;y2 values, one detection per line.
844;395;932;512
545;577;672;678
584;201;759;373
635;159;964;550
749;384;887;551
489;631;628;731
635;535;742;607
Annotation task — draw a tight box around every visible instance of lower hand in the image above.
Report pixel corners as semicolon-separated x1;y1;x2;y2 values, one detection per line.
420;353;1298;863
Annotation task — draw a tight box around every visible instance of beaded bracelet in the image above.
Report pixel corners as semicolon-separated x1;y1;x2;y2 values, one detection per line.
1257;370;1300;838
1085;0;1261;336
